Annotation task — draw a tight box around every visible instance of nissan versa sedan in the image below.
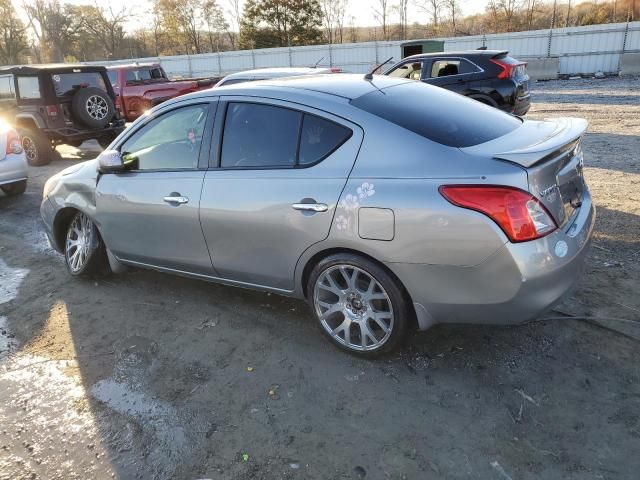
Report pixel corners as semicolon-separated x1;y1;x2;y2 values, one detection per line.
41;74;594;356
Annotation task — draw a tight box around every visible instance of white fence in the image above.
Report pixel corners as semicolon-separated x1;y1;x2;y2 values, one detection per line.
89;21;640;79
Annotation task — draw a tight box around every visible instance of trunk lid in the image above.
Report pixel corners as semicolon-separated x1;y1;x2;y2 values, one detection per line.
461;117;588;227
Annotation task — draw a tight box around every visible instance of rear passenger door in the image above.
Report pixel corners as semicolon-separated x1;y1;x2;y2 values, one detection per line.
423;58;483;94
200;98;363;290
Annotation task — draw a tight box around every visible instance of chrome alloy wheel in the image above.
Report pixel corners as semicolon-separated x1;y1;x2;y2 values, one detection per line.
65;213;93;273
22;136;37;163
313;265;394;351
86;95;109;120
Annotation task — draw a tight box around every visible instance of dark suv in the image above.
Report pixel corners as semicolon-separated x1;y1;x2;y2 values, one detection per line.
0;64;125;166
384;50;531;116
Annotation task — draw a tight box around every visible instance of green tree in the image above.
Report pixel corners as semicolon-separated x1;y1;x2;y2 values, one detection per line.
239;0;323;49
0;0;27;65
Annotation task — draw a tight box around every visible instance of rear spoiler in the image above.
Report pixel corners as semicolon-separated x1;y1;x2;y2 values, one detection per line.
461;117;588;168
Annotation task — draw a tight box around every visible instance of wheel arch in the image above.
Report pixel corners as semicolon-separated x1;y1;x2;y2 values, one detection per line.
299;246;419;330
468;93;498;107
15;113;46;130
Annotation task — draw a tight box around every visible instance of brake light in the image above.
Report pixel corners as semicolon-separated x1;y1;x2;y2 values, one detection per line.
490;58;526;79
329;68;343;73
6;129;23;155
46;105;59;117
439;185;557;242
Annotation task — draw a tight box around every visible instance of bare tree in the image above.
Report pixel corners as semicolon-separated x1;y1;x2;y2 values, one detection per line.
320;0;348;43
372;0;390;40
203;0;228;52
226;0;242;48
396;0;409;39
443;0;461;34
23;0;71;62
78;4;129;59
0;0;27;64
416;0;444;32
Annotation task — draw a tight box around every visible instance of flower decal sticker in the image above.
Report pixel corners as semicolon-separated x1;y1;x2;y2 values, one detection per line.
335;182;377;234
335;215;349;231
357;182;375;199
340;193;360;211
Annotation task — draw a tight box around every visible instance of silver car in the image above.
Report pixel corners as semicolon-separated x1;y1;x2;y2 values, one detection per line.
214;67;344;87
0;122;28;196
41;74;595;356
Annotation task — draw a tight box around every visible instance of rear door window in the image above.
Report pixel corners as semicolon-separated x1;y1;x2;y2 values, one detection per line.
299;115;352;165
221;103;301;168
351;81;521;148
52;72;107;96
430;59;480;78
16;76;41;99
0;75;14;99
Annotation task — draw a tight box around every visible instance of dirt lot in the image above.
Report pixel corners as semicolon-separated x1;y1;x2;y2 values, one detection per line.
1;76;639;480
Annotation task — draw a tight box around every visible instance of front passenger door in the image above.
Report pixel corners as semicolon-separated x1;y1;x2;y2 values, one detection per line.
95;101;216;275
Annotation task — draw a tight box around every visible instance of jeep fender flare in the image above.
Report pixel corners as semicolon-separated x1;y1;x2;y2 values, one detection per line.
15;112;46;130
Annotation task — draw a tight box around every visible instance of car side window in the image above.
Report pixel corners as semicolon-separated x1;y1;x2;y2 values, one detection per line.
16;76;41;99
388;61;423;80
221;103;302;168
299;114;352;166
119;104;209;171
0;75;14;99
430;59;480;78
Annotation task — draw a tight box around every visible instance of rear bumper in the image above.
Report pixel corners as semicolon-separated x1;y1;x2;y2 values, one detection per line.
0;153;29;186
389;189;595;330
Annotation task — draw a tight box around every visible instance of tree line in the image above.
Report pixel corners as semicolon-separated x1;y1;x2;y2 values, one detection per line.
0;0;638;66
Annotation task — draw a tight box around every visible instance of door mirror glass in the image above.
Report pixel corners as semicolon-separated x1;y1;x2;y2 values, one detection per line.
98;149;124;172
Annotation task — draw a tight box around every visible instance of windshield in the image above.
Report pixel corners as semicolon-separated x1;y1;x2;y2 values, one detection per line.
350;81;522;148
51;72;107;97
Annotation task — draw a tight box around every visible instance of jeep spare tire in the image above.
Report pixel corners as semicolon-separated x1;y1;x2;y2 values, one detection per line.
71;87;115;128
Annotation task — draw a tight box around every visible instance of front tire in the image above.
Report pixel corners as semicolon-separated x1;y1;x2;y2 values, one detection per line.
64;211;108;276
19;129;51;166
307;253;409;357
1;180;27;196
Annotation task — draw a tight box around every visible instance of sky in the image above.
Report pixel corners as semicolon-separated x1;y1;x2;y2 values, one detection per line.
35;0;490;34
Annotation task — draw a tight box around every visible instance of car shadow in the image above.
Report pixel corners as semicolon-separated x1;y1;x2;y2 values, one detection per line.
1;206;639;478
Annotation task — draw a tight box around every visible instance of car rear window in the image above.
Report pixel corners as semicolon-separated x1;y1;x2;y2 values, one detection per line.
52;72;107;97
350;81;521;148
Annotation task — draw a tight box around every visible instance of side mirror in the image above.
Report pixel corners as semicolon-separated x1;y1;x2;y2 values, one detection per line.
98;149;124;173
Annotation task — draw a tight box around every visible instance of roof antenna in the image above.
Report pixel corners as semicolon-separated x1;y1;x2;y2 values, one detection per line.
313;56;325;68
364;57;394;80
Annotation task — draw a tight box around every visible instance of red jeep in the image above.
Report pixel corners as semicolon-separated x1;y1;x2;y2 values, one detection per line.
107;64;221;122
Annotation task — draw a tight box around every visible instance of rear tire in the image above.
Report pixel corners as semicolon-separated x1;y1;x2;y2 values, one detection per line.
307;253;409;357
1;180;27;196
64;211;108;276
19;129;51;166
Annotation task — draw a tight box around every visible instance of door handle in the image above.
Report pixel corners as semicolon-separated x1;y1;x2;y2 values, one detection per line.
292;202;328;213
163;195;189;205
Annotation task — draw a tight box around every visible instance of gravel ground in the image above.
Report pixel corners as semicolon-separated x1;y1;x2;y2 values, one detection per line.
0;76;639;480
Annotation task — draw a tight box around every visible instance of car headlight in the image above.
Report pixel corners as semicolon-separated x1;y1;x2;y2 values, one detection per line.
43;174;60;198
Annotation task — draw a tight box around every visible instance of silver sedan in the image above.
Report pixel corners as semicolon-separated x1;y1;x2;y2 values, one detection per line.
0;122;28;196
41;74;595;356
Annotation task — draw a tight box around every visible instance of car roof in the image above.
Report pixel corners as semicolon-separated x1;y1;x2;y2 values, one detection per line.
403;49;507;60
213;73;413;100
106;63;161;70
221;67;334;80
0;64;107;74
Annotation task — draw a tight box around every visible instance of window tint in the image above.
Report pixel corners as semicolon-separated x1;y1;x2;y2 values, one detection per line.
52;72;107;96
388;61;423;80
107;70;118;85
120;104;209;170
351;81;521;148
431;59;480;77
0;75;14;99
16;76;41;99
299;115;351;165
221;103;301;168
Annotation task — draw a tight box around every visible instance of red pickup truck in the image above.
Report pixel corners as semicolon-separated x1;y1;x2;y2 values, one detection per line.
107;64;220;122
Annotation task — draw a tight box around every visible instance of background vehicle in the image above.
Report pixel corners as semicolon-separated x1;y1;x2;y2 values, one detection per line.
384;50;531;115
0;64;125;166
0;121;28;196
41;75;593;356
107;64;221;122
214;67;344;87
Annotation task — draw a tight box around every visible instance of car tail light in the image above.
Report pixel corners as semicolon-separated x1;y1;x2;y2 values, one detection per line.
6;129;23;155
329;68;343;73
439;185;557;242
490;58;526;79
46;105;59;117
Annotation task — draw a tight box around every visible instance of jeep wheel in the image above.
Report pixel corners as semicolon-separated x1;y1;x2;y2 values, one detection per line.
71;87;115;129
20;129;51;166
